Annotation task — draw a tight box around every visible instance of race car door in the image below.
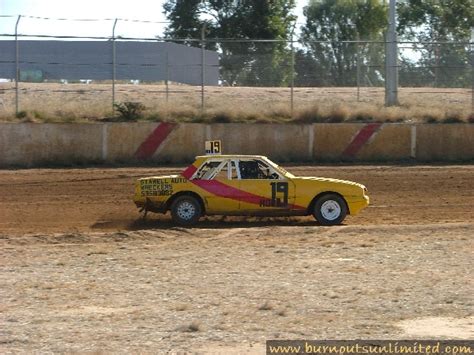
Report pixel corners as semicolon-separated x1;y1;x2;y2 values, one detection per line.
200;159;241;214
237;158;295;213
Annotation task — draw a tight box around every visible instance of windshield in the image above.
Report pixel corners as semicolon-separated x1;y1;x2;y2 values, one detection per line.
263;157;295;178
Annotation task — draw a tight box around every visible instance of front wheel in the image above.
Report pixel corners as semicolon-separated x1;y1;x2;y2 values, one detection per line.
313;194;347;226
170;196;202;226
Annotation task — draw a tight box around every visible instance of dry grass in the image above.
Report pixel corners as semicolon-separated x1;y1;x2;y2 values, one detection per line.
0;82;472;124
176;321;202;333
1;166;474;351
1;223;473;352
257;301;274;311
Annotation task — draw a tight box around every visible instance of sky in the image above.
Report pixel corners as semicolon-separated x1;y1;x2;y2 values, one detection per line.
0;0;307;39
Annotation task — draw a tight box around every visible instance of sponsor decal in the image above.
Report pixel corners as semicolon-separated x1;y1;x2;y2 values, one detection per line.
260;182;289;207
140;179;173;197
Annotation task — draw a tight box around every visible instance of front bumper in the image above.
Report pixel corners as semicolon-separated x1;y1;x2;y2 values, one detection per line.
348;195;370;215
134;198;167;213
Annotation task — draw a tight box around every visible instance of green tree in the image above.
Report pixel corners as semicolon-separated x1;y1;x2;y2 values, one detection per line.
163;0;202;44
235;1;296;86
397;0;473;40
163;0;296;86
299;0;387;86
397;0;474;87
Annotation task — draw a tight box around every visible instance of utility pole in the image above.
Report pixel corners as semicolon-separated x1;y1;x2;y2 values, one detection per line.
471;27;473;113
15;15;21;116
385;0;399;106
112;18;118;114
290;24;296;116
201;24;206;113
165;51;169;104
356;31;361;102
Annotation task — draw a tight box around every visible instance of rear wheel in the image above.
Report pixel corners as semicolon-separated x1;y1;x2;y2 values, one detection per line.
171;195;202;226
313;194;347;226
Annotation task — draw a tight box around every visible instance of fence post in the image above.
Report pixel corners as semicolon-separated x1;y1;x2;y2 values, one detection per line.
290;31;295;116
112;18;118;114
166;50;169;104
201;24;206;113
356;32;361;102
471;27;474;114
15;15;21;116
385;0;399;106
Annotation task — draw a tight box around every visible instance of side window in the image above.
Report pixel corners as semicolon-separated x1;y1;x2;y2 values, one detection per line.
257;161;280;179
239;160;260;179
230;161;239;179
213;162;229;180
212;161;239;180
193;161;221;180
239;160;281;180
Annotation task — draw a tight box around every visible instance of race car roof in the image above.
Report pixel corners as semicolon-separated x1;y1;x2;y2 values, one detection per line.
195;154;268;159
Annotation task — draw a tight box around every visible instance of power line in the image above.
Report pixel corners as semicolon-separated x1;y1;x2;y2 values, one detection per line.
1;14;171;24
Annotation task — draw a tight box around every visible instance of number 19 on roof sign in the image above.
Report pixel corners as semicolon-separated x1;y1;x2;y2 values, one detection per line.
205;140;222;155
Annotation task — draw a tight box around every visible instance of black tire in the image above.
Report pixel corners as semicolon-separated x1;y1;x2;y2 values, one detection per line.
313;193;347;226
170;195;202;226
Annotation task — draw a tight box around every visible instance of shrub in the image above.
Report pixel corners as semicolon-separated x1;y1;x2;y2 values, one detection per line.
209;112;233;123
144;112;164;122
15;110;28;119
294;106;323;123
468;113;474;124
349;112;375;122
327;105;349;123
442;116;464;124
424;115;439;124
32;110;44;120
442;112;464;124
113;101;146;121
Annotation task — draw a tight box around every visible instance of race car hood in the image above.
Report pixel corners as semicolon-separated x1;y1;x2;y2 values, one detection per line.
294;176;366;189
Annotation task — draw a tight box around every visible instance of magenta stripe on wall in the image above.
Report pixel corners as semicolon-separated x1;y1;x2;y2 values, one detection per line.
134;122;177;160
342;123;383;158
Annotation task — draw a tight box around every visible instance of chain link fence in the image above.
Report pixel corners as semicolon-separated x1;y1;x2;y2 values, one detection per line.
0;15;473;122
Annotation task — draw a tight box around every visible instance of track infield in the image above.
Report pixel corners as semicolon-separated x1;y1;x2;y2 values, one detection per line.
1;165;473;352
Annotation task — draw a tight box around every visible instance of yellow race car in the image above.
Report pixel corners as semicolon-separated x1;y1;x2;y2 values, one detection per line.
134;154;369;226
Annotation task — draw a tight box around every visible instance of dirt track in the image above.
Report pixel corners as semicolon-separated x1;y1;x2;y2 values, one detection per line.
1;165;474;233
1;165;473;353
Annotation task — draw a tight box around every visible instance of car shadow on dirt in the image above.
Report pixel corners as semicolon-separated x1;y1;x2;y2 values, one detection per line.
117;216;320;230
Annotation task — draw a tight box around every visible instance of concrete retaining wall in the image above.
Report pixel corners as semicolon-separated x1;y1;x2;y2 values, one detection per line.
105;123;209;163
0;122;472;167
209;124;312;162
0;123;103;166
416;125;474;161
313;123;412;161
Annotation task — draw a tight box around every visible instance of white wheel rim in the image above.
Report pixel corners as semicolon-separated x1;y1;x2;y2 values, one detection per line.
320;200;341;221
177;201;196;220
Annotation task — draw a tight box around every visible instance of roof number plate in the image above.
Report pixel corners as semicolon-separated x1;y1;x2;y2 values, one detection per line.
205;140;222;155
